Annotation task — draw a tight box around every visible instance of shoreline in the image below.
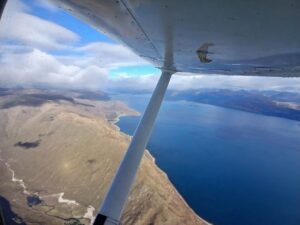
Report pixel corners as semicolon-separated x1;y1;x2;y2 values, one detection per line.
112;111;211;225
109;110;140;131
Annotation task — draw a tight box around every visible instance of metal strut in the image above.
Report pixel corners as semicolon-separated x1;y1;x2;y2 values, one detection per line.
94;71;173;225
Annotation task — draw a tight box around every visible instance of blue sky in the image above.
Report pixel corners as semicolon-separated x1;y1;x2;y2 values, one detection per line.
31;0;112;43
0;0;299;92
29;1;114;44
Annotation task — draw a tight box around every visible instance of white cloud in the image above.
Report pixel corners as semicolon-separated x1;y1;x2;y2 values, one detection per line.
2;43;299;91
0;48;108;88
0;38;148;89
0;0;145;89
105;73;300;93
108;74;159;91
0;0;79;49
77;42;148;69
169;74;300;92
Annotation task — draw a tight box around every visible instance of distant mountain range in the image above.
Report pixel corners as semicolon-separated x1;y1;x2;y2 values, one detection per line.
166;89;300;121
2;86;299;122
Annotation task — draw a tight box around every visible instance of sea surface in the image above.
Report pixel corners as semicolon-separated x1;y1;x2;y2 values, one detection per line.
114;94;300;225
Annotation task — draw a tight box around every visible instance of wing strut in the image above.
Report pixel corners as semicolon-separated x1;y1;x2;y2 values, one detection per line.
94;70;173;225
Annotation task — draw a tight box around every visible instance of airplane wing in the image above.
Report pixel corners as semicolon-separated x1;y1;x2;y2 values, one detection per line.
50;0;300;77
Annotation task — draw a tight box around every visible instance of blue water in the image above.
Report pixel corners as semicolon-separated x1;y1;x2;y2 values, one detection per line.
114;94;300;225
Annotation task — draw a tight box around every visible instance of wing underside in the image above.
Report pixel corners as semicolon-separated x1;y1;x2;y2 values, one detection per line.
51;0;300;77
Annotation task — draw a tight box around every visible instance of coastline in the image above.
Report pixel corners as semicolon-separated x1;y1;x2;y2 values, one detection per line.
112;111;211;225
0;94;210;225
109;110;140;131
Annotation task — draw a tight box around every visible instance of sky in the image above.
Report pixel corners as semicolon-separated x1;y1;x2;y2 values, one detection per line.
0;0;300;92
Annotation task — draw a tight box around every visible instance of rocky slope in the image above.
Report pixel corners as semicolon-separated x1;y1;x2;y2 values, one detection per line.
0;89;210;225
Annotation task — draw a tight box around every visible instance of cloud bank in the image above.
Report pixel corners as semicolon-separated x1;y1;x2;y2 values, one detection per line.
0;0;78;49
0;0;147;89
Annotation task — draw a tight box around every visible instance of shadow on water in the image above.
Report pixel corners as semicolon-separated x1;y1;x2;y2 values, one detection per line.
0;196;26;225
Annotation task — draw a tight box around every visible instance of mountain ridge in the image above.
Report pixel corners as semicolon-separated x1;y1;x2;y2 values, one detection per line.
0;88;210;225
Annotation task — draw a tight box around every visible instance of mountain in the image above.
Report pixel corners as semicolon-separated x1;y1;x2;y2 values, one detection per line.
167;89;300;121
0;88;210;225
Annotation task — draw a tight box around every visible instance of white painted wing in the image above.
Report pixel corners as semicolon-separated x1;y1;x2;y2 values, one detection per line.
51;0;300;77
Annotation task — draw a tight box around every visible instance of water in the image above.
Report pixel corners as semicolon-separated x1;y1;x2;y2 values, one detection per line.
114;94;300;225
27;194;42;207
0;196;26;225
